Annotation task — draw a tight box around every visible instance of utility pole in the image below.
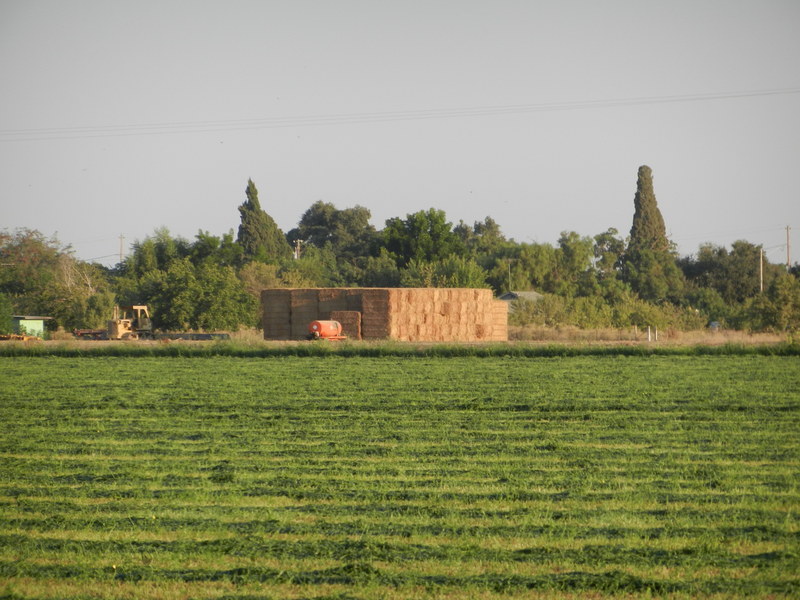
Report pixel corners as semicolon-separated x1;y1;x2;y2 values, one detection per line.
787;225;792;271
760;248;764;292
119;234;125;264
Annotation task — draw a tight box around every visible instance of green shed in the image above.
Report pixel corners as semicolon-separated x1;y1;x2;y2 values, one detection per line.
11;316;52;338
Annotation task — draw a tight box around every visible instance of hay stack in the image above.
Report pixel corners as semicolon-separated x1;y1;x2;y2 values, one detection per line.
383;288;504;342
359;288;391;339
318;288;349;318
261;289;291;339
261;287;507;342
490;300;509;341
288;289;320;338
330;310;362;340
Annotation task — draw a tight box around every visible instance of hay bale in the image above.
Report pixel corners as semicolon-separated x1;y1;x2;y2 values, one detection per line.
261;286;509;342
360;288;389;308
330;310;362;340
262;289;291;339
359;289;391;339
489;300;509;341
319;288;348;315
346;289;363;311
290;289;320;338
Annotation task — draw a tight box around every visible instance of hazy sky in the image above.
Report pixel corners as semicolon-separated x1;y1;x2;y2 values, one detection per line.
1;0;799;267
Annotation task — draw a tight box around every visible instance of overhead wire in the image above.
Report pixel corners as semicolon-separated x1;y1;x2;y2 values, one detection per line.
672;225;790;244
1;87;799;142
83;253;121;262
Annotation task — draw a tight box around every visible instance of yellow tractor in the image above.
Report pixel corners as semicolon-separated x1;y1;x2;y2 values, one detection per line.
107;305;153;340
74;305;153;340
74;305;230;341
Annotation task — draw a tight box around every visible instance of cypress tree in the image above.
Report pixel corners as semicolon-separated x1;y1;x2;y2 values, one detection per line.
236;179;292;263
628;165;668;253
622;166;684;302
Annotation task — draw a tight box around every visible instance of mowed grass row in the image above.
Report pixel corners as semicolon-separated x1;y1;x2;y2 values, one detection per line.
0;355;798;599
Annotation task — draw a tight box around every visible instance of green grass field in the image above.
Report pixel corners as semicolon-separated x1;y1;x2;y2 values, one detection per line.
1;352;798;599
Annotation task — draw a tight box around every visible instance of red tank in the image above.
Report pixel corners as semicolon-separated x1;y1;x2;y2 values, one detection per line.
307;320;346;340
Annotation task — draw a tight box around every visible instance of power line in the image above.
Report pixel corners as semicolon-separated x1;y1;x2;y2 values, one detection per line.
2;87;799;142
672;225;792;244
83;253;119;262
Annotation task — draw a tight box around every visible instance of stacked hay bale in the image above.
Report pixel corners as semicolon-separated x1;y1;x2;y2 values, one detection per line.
318;289;345;319
490;299;509;341
386;288;507;342
260;288;507;342
261;289;291;339
289;289;320;339
358;288;391;339
329;310;362;340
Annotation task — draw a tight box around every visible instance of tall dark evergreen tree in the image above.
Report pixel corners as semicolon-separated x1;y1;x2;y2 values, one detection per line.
628;165;668;253
622;166;684;302
236;179;292;263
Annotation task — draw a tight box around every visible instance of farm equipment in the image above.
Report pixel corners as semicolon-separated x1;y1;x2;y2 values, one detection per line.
109;305;153;340
73;305;230;341
0;333;41;342
74;305;152;340
307;320;347;341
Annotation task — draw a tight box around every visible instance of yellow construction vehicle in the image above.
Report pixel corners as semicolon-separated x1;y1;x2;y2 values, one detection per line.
74;305;153;340
73;305;229;341
107;305;153;340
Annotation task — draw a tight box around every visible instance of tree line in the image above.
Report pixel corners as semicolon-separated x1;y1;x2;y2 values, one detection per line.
1;166;798;335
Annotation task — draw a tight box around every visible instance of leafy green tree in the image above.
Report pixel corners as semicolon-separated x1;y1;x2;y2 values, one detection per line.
679;241;781;305
359;249;402;287
284;200;380;286
734;273;800;333
125;228;192;279
0;229;115;329
608;290;704;330
83;289;117;329
192;262;257;330
553;231;595;296
382;209;464;267
509;294;567;327
118;229;257;330
622;248;684;303
236;179;292;263
593;228;625;279
510;289;704;330
0;229;61;315
46;256;117;329
455;217;508;258
287;201;377;262
280;245;341;287
139;258;255;331
0;292;13;334
586;228;630;302
400;256;489;288
509;295;615;329
767;274;800;332
127;237;159;278
685;287;730;325
136;259;195;330
485;242;559;294
238;262;283;297
191;230;243;267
